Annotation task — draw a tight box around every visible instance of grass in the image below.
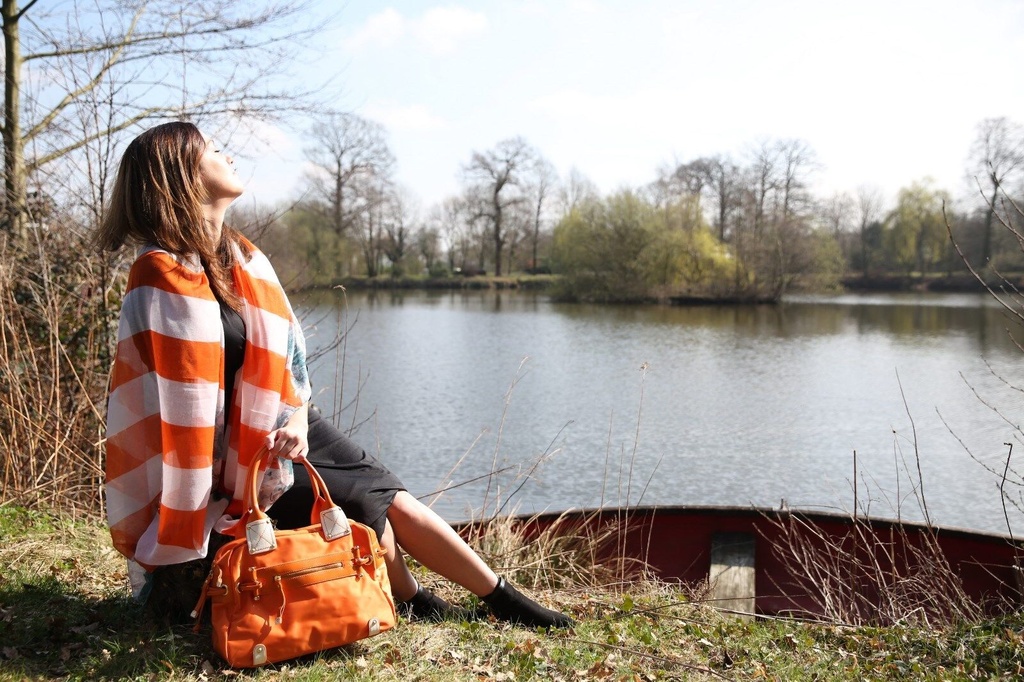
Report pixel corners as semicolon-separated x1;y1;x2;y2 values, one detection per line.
2;506;1023;681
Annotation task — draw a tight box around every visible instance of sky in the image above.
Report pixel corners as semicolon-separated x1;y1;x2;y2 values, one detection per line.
240;0;1024;214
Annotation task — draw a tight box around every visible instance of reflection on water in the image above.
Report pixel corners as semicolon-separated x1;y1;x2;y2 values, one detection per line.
295;289;1024;534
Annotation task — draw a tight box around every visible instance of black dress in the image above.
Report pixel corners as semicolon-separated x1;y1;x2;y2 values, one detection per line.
221;302;405;539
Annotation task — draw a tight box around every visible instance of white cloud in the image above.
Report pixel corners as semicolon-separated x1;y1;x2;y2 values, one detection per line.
414;7;488;54
566;0;603;13
345;6;487;55
529;89;609;122
345;8;405;51
364;103;446;132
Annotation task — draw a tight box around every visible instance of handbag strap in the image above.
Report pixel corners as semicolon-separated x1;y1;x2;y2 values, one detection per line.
226;445;339;539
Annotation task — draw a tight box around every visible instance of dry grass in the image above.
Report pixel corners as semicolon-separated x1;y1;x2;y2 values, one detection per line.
763;417;993;628
458;507;659;593
0;229;117;516
764;511;985;627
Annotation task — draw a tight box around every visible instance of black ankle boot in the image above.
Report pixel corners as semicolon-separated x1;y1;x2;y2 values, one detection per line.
398;583;472;622
482;577;574;629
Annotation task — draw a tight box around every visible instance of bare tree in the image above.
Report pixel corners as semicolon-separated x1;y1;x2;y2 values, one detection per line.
432;197;457;272
655;155;754;238
730;138;822;299
816;191;857;282
462;136;535;276
431;196;474;272
2;0;325;240
968;117;1024;264
820;191;855;237
304;112;395;240
557;166;599;217
652;157;705;203
777;138;818;222
381;187;417;277
856;185;885;277
415;222;441;275
502;199;531;274
747;140;780;233
702;155;741;242
651;156;711;231
743;138;817;233
526;156;556;271
354;175;391;278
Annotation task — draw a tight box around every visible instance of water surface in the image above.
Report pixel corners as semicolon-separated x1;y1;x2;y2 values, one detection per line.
296;289;1024;534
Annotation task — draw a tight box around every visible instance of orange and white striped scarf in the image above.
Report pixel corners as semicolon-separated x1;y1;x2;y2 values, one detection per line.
105;238;311;587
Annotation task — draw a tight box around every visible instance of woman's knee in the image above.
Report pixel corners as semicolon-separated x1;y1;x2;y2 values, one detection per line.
386;490;427;525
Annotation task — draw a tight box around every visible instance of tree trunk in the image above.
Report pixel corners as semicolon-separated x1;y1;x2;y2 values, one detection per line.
532;204;540;270
3;0;27;241
982;181;998;264
718;199;727;242
492;226;503;275
492;197;504;277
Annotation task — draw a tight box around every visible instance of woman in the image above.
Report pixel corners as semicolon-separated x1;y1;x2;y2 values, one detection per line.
97;121;572;630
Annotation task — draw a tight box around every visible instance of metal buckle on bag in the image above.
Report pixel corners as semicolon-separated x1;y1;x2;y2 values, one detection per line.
252;644;268;666
351;546;371;578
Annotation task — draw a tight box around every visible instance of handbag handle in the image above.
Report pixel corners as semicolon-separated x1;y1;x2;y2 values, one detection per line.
246;446;337;521
223;445;348;547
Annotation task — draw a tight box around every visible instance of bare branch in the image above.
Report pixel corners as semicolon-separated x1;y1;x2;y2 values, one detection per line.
14;0;39;21
28;106;163;170
22;10;142;143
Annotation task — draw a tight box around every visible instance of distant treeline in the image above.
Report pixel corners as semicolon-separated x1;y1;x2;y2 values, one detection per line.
254;118;1023;304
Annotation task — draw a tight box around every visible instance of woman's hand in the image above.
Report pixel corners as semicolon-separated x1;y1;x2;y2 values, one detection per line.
265;426;309;461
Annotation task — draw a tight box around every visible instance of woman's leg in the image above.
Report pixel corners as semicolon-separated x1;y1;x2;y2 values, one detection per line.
379;514;475;622
377;517;420;601
386;491;498;597
386;491;574;628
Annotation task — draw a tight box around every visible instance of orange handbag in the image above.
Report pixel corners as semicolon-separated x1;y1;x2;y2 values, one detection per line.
192;447;397;668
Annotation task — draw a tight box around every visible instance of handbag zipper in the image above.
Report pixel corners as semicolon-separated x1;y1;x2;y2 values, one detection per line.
271;561;349;624
276;561;345;580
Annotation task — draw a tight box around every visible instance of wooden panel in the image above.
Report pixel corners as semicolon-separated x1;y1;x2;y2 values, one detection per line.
709;532;756;617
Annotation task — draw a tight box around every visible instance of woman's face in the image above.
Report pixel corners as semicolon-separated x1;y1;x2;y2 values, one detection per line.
198;134;244;202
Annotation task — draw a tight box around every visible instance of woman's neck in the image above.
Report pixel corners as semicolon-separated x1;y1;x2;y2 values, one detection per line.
203;198;232;243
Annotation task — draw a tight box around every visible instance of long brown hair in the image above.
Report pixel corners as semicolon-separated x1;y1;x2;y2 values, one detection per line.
95;121;250;310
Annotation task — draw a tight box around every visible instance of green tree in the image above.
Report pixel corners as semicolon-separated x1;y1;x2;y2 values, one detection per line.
551;191;735;302
551;191;656;302
247;200;344;288
886;181;951;276
643;223;734;298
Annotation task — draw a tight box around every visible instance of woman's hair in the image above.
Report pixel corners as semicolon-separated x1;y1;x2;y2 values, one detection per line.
95;121;250;310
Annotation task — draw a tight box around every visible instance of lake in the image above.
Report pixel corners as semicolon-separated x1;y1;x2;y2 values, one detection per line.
294;288;1024;535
